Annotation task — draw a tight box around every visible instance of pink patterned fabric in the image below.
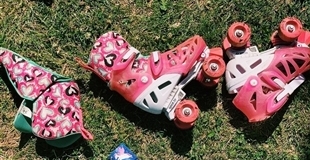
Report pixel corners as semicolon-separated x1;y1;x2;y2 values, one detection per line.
87;31;143;81
0;49;54;99
32;82;86;139
0;48;93;140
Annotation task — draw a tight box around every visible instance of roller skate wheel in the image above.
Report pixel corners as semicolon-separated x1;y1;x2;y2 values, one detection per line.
141;76;148;83
250;79;257;86
202;55;225;79
278;17;302;42
227;22;251;48
174;100;199;130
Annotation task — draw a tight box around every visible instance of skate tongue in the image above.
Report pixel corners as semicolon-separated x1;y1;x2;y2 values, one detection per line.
297;30;310;45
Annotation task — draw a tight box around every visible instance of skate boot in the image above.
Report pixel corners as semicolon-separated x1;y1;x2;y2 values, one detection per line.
0;48;93;148
76;32;226;129
223;17;310;122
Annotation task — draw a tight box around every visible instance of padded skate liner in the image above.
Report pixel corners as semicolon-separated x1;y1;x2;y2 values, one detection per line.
86;31;141;81
0;47;93;148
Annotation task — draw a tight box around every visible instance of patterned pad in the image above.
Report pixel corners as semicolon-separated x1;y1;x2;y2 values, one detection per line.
86;31;145;81
0;48;93;145
0;48;69;100
32;81;86;139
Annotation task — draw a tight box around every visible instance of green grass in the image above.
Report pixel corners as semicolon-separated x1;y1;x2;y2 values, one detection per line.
1;0;310;159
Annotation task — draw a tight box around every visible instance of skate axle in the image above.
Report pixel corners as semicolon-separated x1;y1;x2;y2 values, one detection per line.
183;107;192;116
235;30;244;38
287;25;295;32
210;63;218;71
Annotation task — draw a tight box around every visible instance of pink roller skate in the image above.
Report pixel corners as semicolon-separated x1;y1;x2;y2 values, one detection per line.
76;32;226;129
223;17;310;122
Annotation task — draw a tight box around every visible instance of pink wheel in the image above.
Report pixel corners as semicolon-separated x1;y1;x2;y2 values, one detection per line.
174;100;199;130
227;22;251;48
278;17;303;42
202;55;225;79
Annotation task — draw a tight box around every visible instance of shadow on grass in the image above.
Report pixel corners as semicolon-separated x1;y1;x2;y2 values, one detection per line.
85;73;217;156
18;133;94;159
221;78;294;143
294;72;310;159
31;0;54;6
18;132;93;160
183;80;218;112
18;133;35;149
35;137;94;159
0;66;23;108
17;131;94;159
300;133;310;159
0;66;94;159
295;0;305;4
